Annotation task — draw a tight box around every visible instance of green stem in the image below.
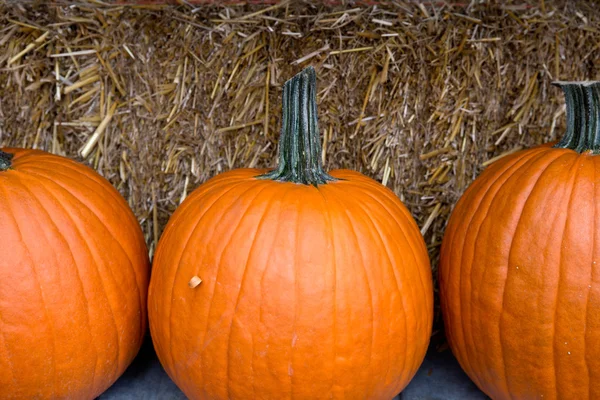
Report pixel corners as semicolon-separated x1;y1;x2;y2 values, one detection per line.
258;66;336;186
553;81;600;153
0;150;13;171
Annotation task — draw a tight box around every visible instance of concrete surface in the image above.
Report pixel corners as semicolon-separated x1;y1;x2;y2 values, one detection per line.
100;338;488;399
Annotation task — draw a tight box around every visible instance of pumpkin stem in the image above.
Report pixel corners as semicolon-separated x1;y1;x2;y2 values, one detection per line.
553;81;600;153
0;150;13;171
258;66;336;186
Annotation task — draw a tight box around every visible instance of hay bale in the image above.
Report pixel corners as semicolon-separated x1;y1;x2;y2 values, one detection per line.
1;0;596;332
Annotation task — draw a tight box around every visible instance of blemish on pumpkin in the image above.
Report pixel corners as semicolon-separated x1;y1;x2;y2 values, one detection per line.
188;276;202;288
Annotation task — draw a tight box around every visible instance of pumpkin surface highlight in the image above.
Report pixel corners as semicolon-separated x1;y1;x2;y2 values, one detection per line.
148;67;433;399
440;81;600;399
0;148;150;399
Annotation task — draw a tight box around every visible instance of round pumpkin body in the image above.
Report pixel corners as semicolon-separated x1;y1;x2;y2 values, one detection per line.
149;168;432;399
0;148;149;399
440;145;600;399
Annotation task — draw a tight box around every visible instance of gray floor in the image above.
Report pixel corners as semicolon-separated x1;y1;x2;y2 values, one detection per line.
100;339;488;400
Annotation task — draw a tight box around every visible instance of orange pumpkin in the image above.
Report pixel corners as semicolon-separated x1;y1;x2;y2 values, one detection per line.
440;81;600;399
0;148;149;399
148;67;433;399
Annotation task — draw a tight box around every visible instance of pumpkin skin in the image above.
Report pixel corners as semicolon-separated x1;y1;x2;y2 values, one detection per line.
0;148;149;399
148;67;433;399
440;145;600;399
149;169;432;399
440;81;600;400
